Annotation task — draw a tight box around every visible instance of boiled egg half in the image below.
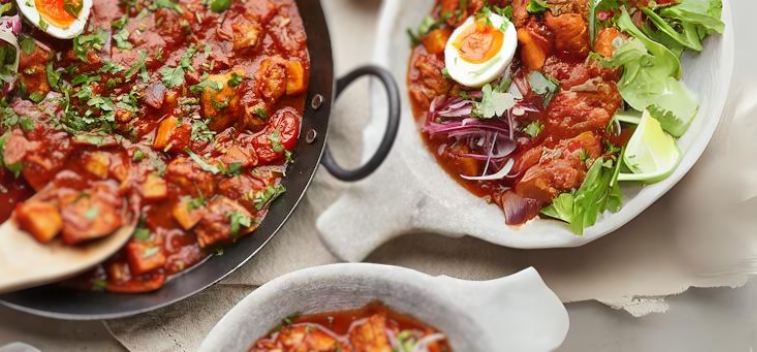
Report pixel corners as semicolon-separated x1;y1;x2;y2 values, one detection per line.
15;0;93;39
445;13;517;88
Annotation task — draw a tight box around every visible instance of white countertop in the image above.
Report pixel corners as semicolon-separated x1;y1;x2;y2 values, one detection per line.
1;0;755;350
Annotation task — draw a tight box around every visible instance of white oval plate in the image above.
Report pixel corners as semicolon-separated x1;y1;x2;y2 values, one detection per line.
199;264;569;352
316;0;735;261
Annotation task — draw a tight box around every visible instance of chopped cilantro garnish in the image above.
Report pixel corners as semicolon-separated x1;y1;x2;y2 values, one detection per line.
523;121;544;138
227;72;243;87
269;129;284;153
254;184;286;211
154;0;182;13
210;0;231;12
113;28;133;50
185;149;220;175
227;211;252;237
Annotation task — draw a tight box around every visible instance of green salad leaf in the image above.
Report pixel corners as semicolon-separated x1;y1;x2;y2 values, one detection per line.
641;0;724;53
594;10;697;137
542;155;623;235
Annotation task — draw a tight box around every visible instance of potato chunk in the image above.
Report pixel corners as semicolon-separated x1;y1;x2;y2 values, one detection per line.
58;182;124;245
141;173;168;201
15;201;63;243
125;240;166;275
153;116;191;152
172;197;205;230
84;152;111;180
285;61;307;96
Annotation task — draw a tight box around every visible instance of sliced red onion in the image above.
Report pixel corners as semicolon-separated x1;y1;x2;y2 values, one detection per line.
501;191;542;225
0;15;21;35
461;158;515;181
34;39;51;52
0;27;20;95
412;333;447;352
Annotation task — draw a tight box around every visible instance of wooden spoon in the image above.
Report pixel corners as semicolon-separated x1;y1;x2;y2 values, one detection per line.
0;210;135;294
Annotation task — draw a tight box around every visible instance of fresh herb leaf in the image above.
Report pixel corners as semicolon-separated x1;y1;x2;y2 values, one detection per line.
541;155;624;235
185;149;220;175
133;227;151;240
19;35;35;55
474;84;515;119
227;211;252;237
210;0;231;13
253;184;286;211
523;121;543;138
269;129;284;153
154;0;182;13
526;0;549;14
113;28;133;50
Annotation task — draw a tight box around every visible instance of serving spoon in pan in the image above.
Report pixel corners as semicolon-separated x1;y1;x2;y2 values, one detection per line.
0;192;135;294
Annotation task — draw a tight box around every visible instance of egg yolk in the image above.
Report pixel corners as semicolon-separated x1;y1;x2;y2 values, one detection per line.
454;19;505;64
35;0;80;28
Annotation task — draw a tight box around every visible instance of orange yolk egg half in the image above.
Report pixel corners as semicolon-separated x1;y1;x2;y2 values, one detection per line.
444;13;518;88
35;0;79;28
454;19;505;64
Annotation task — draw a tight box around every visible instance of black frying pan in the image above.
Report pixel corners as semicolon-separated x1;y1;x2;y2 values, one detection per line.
0;0;401;320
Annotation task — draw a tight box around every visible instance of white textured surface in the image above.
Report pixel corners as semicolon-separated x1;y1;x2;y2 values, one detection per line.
200;265;569;352
317;0;735;257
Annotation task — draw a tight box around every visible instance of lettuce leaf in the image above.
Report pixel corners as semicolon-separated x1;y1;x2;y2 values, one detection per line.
542;156;623;235
594;10;698;137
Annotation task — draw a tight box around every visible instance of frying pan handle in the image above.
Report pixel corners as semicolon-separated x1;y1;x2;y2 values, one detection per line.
321;66;400;182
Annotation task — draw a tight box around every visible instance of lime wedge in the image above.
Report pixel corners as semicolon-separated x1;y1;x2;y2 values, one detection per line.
618;109;682;183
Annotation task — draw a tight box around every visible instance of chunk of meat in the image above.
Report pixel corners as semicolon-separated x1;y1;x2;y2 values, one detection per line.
15;200;63;243
144;83;167;110
409;52;452;110
251;325;351;352
515;132;602;202
594;27;623;58
58;181;124;245
543;57;590;89
2;129;39;166
17;43;52;96
349;313;392;352
441;0;486;26
220;144;258;168
255;57;287;105
22;129;72;191
512;0;530;27
231;16;263;51
166;157;217;197
547;0;589;17
194;197;255;248
201;69;246;131
544;80;622;138
441;143;481;177
544;12;590;57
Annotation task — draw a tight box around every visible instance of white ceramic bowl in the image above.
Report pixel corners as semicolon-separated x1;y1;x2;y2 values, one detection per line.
199;264;569;352
317;0;735;260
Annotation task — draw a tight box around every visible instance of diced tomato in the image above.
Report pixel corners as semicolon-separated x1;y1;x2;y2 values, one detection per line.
252;107;301;163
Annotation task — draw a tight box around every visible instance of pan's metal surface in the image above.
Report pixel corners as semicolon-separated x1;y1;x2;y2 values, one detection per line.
0;0;400;320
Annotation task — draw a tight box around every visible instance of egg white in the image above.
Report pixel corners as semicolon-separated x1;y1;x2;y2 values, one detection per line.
445;13;517;88
15;0;93;39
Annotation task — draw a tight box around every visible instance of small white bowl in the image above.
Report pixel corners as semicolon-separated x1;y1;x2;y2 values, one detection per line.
199;264;569;352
